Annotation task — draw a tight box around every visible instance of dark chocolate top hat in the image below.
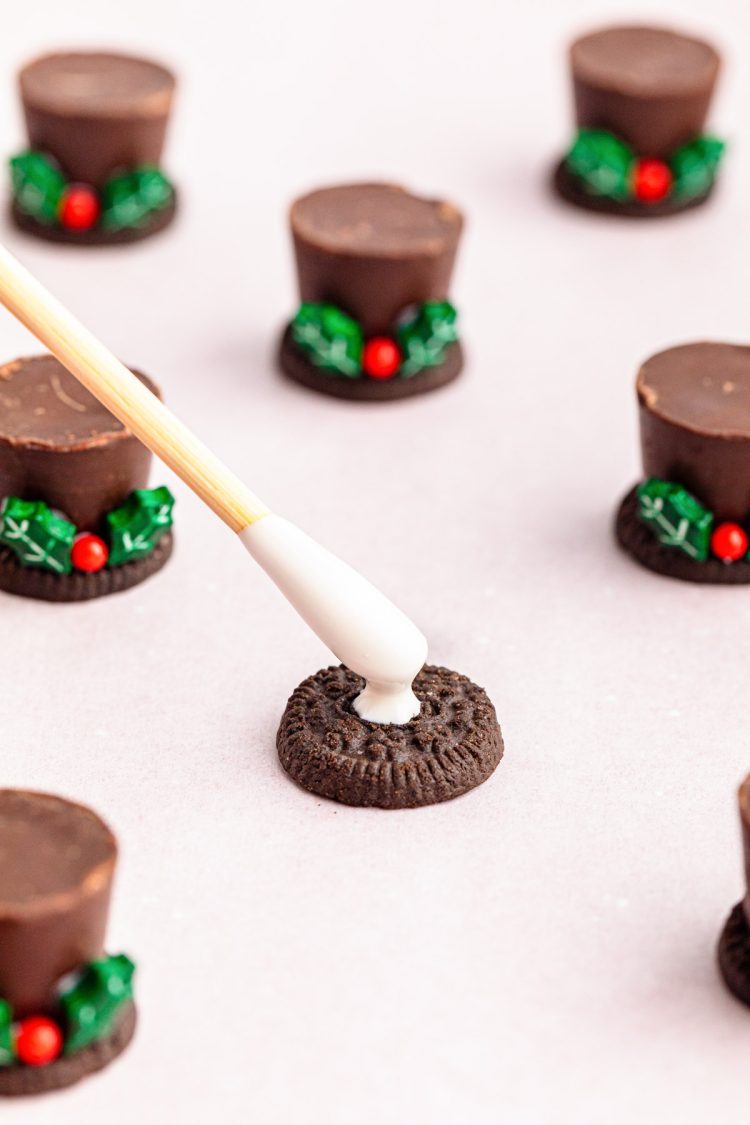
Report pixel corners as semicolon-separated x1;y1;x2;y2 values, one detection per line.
616;343;750;582
280;182;465;401
0;355;174;600
0;790;136;1095
10;51;178;244
556;25;724;216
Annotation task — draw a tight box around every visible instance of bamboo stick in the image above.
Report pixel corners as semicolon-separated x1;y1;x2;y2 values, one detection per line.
0;244;268;531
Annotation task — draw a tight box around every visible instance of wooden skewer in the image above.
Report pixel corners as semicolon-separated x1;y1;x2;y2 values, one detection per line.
0;243;428;725
0;244;269;532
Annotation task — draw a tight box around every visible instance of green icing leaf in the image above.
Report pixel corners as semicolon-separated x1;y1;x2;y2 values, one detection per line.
671;136;725;199
291;303;363;377
397;301;458;377
106;486;175;567
0;999;15;1067
60;954;135;1055
637;478;714;560
9;151;66;224
0;497;75;573
566;129;634;199
101;166;174;231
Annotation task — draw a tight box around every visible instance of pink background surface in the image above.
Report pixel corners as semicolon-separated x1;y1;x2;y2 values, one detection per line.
2;0;750;1120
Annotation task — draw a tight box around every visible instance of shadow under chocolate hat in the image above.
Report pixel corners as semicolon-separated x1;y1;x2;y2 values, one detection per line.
280;182;464;401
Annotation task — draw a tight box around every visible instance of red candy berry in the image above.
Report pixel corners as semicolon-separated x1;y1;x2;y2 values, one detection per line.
15;1017;63;1067
632;159;673;204
711;522;749;563
362;337;402;379
71;533;109;573
59;185;101;231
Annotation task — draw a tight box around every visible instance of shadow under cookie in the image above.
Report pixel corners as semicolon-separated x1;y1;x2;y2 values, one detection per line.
0;532;173;602
278;326;463;402
277;664;503;808
0;1000;136;1098
615;487;750;584
552;160;713;219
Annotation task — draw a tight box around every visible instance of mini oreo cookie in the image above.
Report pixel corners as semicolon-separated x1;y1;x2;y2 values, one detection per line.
279;325;463;402
552;159;713;218
718;904;750;1007
0;1000;136;1097
277;664;503;808
615;486;750;583
0;532;173;602
11;194;177;246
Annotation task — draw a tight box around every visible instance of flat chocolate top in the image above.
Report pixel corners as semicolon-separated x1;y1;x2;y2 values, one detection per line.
0;355;156;451
637;343;750;437
0;790;116;912
290;183;463;257
571;25;719;95
19;51;175;118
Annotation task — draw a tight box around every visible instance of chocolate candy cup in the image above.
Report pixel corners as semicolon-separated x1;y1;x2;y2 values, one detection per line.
637;343;750;523
289;182;463;337
0;790;116;1017
19;51;175;188
0;355;159;531
570;25;720;158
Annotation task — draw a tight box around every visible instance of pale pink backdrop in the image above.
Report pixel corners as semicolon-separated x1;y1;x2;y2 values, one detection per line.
0;0;749;1120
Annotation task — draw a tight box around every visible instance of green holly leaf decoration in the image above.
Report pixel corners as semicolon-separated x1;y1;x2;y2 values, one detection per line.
671;136;725;199
60;954;135;1055
566;129;634;199
106;486;175;567
0;999;15;1067
397;301;459;377
101;166;174;231
637;478;714;560
9;151;66;224
291;303;363;377
0;497;75;574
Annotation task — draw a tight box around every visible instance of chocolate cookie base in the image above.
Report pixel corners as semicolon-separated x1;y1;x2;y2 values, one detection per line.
10;192;177;246
0;531;173;602
278;326;463;402
615;487;750;584
552;160;713;219
718;903;750;1007
277;664;503;809
0;1000;136;1097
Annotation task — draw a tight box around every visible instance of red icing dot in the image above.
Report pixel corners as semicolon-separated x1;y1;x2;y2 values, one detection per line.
632;159;673;204
711;523;748;563
15;1017;63;1066
362;337;402;379
59;185;101;231
71;533;109;573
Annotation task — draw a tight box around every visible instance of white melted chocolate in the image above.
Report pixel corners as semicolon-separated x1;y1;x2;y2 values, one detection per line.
240;515;427;725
